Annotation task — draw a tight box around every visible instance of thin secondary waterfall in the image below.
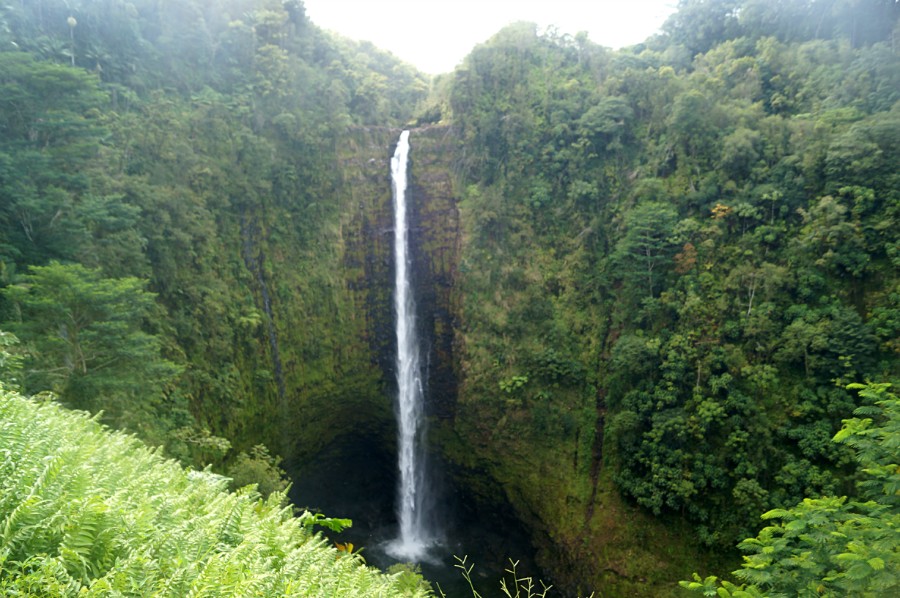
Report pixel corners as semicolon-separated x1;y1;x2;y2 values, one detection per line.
386;130;434;561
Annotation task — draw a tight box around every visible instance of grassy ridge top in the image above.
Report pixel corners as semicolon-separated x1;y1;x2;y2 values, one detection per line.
0;388;427;597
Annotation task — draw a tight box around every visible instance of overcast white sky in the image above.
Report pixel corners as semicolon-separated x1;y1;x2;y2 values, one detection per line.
303;0;679;74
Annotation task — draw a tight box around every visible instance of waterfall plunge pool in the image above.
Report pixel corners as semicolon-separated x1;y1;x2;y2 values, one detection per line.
287;434;542;596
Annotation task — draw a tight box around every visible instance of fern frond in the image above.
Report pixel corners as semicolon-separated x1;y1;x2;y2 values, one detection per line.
0;388;433;597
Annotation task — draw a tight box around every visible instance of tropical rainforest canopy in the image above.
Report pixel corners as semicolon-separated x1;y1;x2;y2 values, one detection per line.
0;0;897;596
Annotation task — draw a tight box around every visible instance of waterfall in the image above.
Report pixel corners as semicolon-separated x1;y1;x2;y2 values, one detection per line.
386;130;434;561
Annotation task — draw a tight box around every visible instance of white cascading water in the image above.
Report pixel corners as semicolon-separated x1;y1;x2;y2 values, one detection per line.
386;130;433;561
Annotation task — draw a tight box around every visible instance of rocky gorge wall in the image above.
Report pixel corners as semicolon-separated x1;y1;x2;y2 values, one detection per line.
399;126;714;596
405;126;462;422
277;124;710;597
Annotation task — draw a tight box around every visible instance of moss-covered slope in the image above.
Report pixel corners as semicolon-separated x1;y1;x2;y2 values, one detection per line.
426;5;899;595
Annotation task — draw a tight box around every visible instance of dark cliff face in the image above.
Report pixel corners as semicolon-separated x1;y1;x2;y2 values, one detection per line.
336;128;398;401
272;126;401;471
406;126;461;422
290;126;542;591
398;128;713;596
279;123;463;470
321;125;460;433
287;125;705;597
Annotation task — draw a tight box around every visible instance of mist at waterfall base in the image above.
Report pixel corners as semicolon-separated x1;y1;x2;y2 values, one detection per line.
287;132;542;594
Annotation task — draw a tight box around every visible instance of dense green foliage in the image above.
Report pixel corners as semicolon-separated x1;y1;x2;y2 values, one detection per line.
0;0;428;470
682;382;899;597
3;262;181;442
439;0;899;589
0;385;429;596
0;0;897;595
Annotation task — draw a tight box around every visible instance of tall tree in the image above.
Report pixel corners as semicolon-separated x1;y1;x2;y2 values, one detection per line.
2;262;181;436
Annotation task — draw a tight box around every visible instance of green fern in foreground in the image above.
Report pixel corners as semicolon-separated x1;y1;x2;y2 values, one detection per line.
0;388;430;597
